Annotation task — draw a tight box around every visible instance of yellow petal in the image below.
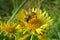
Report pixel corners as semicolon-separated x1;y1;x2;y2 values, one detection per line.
16;9;26;21
32;8;35;12
18;34;30;40
36;28;44;34
44;17;53;23
40;24;49;30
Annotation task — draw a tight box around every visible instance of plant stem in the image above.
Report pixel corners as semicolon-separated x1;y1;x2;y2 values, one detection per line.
30;35;33;40
7;0;27;23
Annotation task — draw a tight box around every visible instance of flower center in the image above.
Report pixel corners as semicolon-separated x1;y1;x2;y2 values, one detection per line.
28;17;41;30
24;13;42;30
4;26;15;33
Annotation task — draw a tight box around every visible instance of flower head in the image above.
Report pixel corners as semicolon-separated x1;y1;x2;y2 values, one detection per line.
18;34;30;40
1;22;22;37
16;8;53;40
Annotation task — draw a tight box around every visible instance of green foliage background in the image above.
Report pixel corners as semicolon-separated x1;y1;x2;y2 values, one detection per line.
0;0;60;40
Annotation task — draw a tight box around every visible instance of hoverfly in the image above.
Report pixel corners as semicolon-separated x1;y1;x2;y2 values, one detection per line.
25;12;36;22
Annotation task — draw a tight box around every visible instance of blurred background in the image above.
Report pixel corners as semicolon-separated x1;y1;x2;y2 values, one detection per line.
0;0;60;40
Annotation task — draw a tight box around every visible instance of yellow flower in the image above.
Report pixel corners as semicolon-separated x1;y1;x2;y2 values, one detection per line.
0;22;2;30
18;34;30;40
38;33;47;40
1;22;22;37
0;21;4;30
16;8;53;40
